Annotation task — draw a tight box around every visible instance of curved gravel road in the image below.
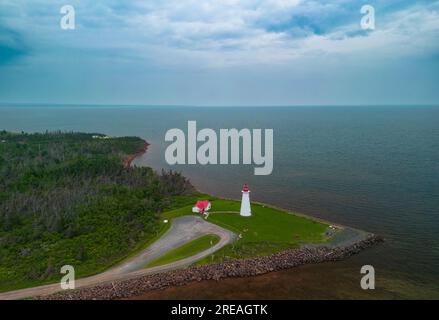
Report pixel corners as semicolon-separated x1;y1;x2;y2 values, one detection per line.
0;216;236;300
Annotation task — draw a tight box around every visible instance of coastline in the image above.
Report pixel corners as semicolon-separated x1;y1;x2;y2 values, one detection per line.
37;142;384;300
40;234;383;300
0;108;436;300
0;140;383;300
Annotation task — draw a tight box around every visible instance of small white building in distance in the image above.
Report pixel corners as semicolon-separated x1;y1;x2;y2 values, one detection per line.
240;184;252;217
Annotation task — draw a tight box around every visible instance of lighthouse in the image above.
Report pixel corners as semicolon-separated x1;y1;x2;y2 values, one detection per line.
240;184;252;217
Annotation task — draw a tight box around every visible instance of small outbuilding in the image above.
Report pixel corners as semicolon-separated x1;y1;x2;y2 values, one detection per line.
192;200;211;219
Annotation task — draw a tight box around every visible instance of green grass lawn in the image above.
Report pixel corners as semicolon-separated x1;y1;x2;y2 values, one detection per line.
145;234;220;268
162;198;330;265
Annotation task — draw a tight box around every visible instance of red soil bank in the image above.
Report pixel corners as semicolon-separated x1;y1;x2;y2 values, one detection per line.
123;142;149;168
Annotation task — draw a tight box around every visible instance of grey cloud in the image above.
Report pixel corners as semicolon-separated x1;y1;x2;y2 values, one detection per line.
0;25;30;65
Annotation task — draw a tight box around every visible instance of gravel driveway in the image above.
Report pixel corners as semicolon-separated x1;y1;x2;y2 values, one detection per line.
0;216;237;300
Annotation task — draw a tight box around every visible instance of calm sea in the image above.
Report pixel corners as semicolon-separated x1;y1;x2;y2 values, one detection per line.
1;105;438;299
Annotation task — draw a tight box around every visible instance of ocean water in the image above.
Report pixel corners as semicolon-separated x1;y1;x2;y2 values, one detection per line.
1;105;438;299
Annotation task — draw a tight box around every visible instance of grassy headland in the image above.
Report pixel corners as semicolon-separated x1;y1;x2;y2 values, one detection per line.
162;199;330;264
0;130;332;294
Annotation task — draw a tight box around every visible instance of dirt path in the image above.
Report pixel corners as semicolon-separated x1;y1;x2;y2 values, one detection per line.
0;216;236;300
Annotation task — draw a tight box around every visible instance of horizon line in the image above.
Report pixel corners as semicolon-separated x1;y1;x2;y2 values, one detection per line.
1;102;439;108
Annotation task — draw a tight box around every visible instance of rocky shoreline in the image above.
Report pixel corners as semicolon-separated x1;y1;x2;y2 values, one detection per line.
40;234;383;300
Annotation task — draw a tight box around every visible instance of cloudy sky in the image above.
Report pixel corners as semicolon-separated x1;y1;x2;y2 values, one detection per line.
0;0;438;106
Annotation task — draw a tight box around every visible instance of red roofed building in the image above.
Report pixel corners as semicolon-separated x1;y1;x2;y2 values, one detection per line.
192;200;211;215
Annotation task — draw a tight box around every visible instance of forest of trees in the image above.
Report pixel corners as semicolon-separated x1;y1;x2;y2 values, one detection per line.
0;131;195;291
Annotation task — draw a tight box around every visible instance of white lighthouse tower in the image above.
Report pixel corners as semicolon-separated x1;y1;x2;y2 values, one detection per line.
240;184;252;217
